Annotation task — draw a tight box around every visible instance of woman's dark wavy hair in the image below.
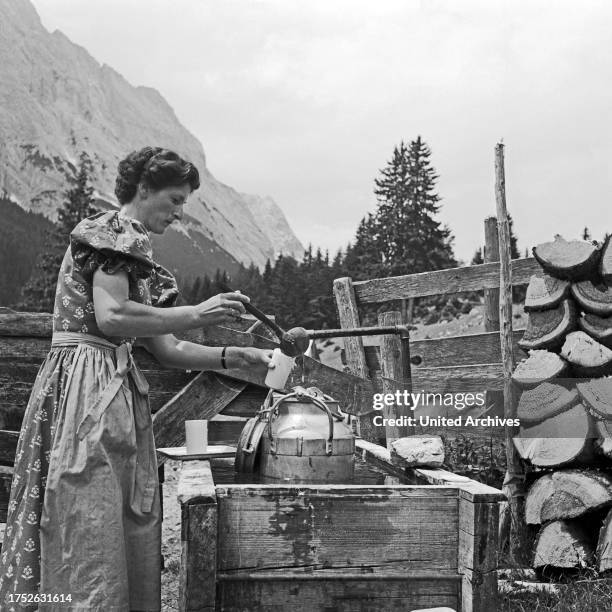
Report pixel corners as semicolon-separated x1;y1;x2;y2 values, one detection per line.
115;146;200;204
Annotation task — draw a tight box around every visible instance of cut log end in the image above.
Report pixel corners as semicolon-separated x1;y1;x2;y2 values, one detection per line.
533;236;601;281
526;469;612;524
525;274;570;311
512;350;569;388
576;377;612;419
571;280;612;317
534;520;595;570
517;381;579;424
561;331;612;377
519;299;577;351
514;403;593;467
579;313;612;348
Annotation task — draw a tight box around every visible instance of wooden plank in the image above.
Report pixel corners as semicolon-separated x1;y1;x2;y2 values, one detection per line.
152;372;246;466
177;459;216;505
221;385;268;418
458;498;500;612
332;278;369;378
0;466;13;523
484;217;501;332
378;311;413;445
178;460;216;612
208;415;247;445
0;430;18;465
217;568;462;580
333;277;377;439
354;438;410;481
216;486;459;572
0;360;194;391
0;387;182;426
0;337;49;362
364;330;527;372
495;143;525;564
0;310;266;339
0;310;53;337
352;257;540;303
355;439;505;503
216;575;459;612
409;363;506;394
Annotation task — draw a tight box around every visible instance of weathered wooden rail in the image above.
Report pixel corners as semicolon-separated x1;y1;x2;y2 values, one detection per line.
333;252;535;444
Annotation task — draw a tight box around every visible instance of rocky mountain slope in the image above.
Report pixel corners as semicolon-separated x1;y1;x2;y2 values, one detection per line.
0;0;304;278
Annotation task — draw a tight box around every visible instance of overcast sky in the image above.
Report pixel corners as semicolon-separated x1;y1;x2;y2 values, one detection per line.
32;0;612;263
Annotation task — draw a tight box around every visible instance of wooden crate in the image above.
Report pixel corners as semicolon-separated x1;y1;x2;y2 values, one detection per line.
178;442;504;612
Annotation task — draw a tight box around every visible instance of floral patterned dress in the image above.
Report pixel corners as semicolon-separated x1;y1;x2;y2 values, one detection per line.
0;211;178;611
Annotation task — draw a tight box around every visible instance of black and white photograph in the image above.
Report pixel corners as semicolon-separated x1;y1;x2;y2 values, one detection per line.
1;0;612;610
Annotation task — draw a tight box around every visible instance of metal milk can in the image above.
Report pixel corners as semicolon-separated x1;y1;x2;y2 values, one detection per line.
259;386;355;483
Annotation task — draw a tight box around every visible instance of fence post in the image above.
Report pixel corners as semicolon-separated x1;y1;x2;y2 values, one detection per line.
333;277;378;442
484;217;500;333
378;310;413;446
494;143;526;562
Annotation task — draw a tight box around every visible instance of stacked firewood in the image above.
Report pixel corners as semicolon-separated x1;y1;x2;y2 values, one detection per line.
511;234;612;573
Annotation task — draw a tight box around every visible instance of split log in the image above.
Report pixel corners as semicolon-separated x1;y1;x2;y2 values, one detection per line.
518;299;577;351
524;274;570;311
533;235;601;281
571;280;612;316
517;382;580;424
533;520;595;570
390;435;444;468
525;469;612;524
597;507;612;572
561;331;612;377
600;235;612;281
579;313;612;348
513;403;593;467
512;350;569;388
576;377;612;419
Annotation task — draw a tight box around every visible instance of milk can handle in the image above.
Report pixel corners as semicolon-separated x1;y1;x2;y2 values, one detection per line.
264;390;335;455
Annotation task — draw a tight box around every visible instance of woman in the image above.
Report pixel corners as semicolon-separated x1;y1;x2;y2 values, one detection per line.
0;146;273;611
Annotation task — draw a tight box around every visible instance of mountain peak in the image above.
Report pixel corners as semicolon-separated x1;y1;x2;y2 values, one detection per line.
0;0;304;274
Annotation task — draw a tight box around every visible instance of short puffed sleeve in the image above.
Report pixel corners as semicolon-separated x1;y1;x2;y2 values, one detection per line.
150;263;180;308
70;211;155;282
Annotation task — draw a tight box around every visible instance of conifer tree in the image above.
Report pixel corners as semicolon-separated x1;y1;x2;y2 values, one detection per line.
19;152;98;312
372;137;456;276
471;247;484;265
344;214;383;280
507;214;520;260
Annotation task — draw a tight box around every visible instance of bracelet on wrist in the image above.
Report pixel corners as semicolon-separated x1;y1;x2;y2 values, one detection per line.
221;346;228;369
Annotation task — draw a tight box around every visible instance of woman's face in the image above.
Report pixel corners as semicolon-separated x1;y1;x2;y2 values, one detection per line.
141;183;192;234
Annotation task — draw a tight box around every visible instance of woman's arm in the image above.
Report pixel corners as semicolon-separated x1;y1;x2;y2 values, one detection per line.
92;267;248;337
139;334;272;374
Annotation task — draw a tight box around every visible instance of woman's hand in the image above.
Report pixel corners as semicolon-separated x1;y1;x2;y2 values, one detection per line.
227;347;274;377
193;292;250;327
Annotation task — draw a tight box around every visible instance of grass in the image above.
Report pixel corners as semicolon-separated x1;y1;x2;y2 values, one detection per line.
500;577;612;611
